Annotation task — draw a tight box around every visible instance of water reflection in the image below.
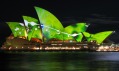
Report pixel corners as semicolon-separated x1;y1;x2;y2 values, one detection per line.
0;52;119;71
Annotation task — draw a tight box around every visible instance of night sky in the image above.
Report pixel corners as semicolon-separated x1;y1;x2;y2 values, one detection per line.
0;0;119;44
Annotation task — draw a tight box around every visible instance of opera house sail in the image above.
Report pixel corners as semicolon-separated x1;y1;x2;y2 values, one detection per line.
22;16;42;41
83;31;113;44
7;22;27;38
35;7;64;41
1;6;114;51
64;23;88;42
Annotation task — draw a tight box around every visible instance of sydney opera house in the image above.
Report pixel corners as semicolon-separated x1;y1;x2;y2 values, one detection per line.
1;6;116;51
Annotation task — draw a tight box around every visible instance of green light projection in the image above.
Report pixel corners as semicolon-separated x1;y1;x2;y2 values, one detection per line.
65;23;87;34
35;7;64;41
23;16;42;41
63;33;74;41
83;32;91;38
83;32;91;41
6;6;113;44
84;31;113;44
64;23;87;42
75;34;83;42
7;22;27;37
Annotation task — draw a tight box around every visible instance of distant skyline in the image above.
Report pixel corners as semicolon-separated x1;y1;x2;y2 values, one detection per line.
0;0;119;43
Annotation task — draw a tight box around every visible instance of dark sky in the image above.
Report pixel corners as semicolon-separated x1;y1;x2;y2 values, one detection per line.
0;0;119;43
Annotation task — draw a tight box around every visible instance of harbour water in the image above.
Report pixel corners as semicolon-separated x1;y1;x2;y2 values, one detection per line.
0;52;119;71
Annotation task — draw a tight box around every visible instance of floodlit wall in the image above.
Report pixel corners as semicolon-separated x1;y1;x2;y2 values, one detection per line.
35;7;64;41
23;16;42;41
7;22;27;38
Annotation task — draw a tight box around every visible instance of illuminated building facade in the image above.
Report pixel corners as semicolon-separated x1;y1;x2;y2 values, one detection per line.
1;6;115;51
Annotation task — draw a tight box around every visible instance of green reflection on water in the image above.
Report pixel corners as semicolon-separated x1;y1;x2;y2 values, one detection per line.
2;52;119;71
